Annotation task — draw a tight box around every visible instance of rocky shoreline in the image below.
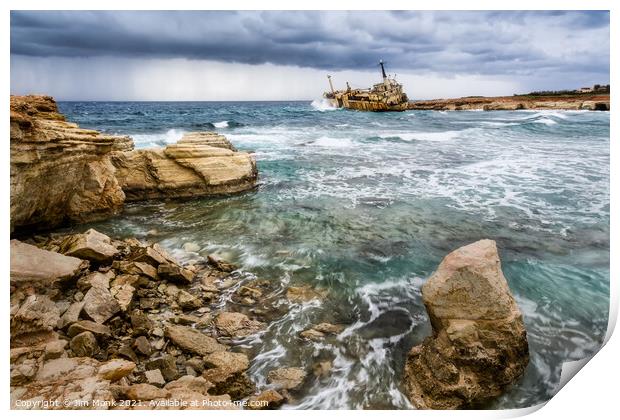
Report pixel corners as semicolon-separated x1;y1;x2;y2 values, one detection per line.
10;95;530;410
11;228;324;409
408;93;610;111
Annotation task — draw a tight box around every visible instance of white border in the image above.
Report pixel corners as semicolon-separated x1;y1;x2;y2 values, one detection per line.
3;1;616;419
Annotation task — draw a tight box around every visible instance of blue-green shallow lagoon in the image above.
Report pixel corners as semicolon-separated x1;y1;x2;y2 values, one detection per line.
58;101;610;409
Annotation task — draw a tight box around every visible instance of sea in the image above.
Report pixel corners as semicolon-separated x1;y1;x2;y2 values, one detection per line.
57;99;610;409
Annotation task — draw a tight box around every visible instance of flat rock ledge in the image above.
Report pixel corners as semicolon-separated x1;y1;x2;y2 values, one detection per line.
403;239;529;409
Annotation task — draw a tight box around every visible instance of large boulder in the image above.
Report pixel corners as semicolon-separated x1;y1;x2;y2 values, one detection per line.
10;240;87;285
10;95;129;232
403;239;529;409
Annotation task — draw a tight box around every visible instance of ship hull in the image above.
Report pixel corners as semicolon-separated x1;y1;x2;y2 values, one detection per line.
328;97;408;112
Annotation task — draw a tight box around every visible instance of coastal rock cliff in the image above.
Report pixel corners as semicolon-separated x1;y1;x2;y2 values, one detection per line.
10;96;258;232
403;239;529;409
112;132;257;201
10;95;130;231
408;94;610;111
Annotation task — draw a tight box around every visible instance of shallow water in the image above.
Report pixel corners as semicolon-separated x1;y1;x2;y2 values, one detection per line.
58;101;610;409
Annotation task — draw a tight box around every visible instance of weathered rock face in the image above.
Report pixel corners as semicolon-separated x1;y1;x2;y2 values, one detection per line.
111;131;257;201
11;96;257;233
403;239;529;409
10;95;129;232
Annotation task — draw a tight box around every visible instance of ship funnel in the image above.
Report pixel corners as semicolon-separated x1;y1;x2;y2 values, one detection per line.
379;60;387;82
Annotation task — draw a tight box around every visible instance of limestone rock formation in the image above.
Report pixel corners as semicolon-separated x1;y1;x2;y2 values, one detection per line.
403;239;529;409
111;131;257;201
11;96;257;233
10;95;129;231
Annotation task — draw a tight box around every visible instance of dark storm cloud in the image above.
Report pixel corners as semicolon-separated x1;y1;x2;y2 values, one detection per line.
10;10;609;77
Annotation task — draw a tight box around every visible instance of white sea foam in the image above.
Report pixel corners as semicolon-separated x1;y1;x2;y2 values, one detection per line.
312;136;354;148
379;130;462;142
213;120;229;128
534;117;558;126
310;98;338;112
130;128;186;148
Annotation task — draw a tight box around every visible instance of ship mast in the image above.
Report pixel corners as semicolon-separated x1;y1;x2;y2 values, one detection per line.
327;75;335;94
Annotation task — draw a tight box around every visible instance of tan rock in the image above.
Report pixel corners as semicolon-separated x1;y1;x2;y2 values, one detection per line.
202;351;253;398
98;359;136;381
299;329;324;341
111;132;257;201
267;367;306;391
44;339;68;360
158;263;195;284
164;375;212;394
70;331;99;357
177;290;202;310
145;369;166;386
60;229;118;262
11;295;61;347
125;383;168;400
286;285;327;303
165;324;227;356
82;285;121;323
77;271;115;291
403;239;529;409
14;356;115;409
67;320;112;338
111;283;135;312
207;254;237;272
214;312;265;337
10;95;128;231
247;389;285;410
10;240;87;285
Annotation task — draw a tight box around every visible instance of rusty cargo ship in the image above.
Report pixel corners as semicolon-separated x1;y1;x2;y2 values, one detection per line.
323;60;408;112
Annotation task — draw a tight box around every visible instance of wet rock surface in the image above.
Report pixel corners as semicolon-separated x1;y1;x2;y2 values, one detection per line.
403;239;529;409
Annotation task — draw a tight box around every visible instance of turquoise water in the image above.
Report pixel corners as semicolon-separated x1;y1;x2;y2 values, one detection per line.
58;101;610;409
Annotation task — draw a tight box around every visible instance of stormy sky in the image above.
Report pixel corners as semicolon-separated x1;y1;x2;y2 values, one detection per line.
10;10;610;100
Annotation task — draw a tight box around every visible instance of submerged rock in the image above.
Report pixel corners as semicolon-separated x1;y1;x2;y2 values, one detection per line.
403;239;529;409
286;285;327;303
247;389;285;410
267;367;307;391
214;312;265;337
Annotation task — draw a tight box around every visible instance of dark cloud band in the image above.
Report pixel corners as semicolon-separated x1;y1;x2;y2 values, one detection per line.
10;10;610;76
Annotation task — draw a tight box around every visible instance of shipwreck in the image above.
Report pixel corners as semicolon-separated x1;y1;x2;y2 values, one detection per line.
324;60;409;112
